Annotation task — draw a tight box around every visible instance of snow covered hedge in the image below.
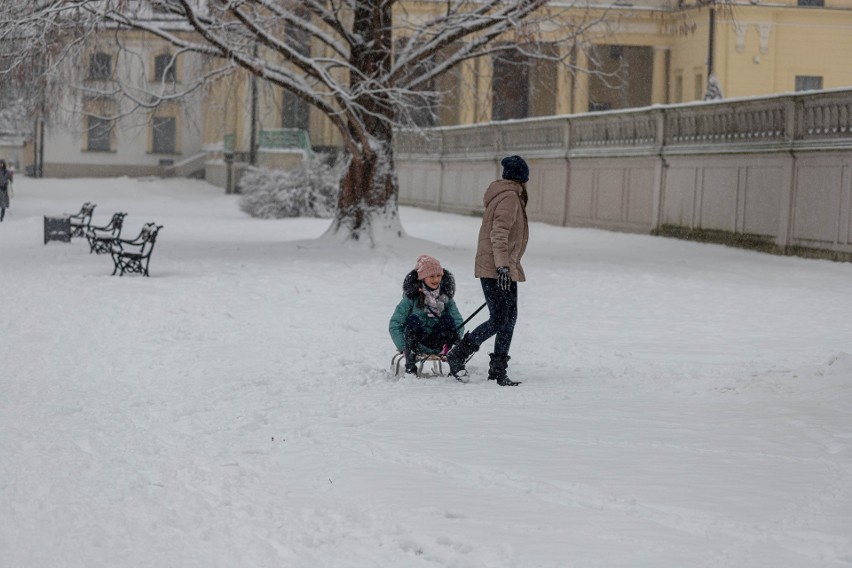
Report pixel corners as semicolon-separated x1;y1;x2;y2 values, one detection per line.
238;153;346;219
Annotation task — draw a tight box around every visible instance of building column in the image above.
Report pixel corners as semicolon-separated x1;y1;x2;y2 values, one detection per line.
456;58;478;125
573;49;589;114
555;44;572;116
652;46;670;105
475;55;494;123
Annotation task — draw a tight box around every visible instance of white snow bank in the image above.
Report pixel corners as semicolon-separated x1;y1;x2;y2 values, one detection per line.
1;176;851;568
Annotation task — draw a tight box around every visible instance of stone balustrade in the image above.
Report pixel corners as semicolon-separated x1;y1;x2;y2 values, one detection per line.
396;88;852;260
796;93;852;141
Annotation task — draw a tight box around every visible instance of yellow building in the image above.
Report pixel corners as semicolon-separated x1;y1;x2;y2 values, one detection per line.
668;0;852;104
216;0;852;155
491;0;852;116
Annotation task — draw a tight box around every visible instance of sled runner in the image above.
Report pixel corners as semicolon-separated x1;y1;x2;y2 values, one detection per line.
390;352;449;378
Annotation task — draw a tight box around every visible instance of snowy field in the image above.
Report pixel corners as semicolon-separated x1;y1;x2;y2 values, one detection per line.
1;175;851;568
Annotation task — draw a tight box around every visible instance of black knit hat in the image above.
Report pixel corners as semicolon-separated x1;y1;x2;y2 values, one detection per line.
501;155;529;183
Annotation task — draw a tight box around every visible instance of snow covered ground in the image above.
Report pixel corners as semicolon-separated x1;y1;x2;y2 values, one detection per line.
1;176;851;568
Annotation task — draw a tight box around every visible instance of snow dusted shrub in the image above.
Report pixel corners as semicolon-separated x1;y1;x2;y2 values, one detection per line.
238;152;346;218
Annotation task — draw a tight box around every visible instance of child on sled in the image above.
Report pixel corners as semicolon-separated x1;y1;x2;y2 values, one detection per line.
389;255;465;375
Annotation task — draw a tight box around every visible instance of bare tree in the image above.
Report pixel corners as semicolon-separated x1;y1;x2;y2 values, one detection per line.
1;0;611;243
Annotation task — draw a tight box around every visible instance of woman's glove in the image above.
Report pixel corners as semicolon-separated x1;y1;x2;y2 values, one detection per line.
496;266;512;292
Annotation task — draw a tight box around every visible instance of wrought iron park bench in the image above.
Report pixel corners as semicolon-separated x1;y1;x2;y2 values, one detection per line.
86;212;127;254
110;223;163;277
69;202;97;238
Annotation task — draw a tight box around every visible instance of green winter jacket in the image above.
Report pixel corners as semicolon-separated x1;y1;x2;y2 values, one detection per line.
389;269;465;353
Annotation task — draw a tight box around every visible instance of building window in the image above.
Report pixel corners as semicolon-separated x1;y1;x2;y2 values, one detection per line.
393;38;441;127
795;75;823;91
405;84;438;128
798;0;824;6
492;48;530;121
88;53;112;80
152;116;177;154
282;91;310;130
153;54;177;82
285;12;312;57
587;44;652;112
280;11;311;132
86;116;112;151
694;73;703;100
674;75;683;103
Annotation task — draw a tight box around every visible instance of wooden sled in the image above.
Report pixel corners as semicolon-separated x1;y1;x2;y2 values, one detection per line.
390;352;449;378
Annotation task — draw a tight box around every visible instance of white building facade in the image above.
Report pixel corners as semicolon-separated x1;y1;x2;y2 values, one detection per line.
42;28;208;178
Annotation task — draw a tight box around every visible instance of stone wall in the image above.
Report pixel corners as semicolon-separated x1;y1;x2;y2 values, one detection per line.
396;89;852;260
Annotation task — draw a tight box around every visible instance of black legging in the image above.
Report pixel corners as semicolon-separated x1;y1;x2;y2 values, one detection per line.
467;277;518;355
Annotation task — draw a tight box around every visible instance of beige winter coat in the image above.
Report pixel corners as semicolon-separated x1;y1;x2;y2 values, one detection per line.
474;179;529;282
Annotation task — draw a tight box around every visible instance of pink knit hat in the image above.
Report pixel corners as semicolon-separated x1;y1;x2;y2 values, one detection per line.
415;254;443;280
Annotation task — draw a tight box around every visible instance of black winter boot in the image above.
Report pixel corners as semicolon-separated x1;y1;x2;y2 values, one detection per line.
403;349;418;375
447;333;478;378
488;353;520;386
403;330;420;375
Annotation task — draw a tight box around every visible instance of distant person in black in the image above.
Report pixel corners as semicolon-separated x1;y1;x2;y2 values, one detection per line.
0;160;13;222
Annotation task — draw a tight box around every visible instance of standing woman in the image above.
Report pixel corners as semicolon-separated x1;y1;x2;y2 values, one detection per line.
0;160;12;222
447;155;530;386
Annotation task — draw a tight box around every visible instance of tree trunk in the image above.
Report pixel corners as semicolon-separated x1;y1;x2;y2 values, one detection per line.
325;132;402;244
322;0;403;245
